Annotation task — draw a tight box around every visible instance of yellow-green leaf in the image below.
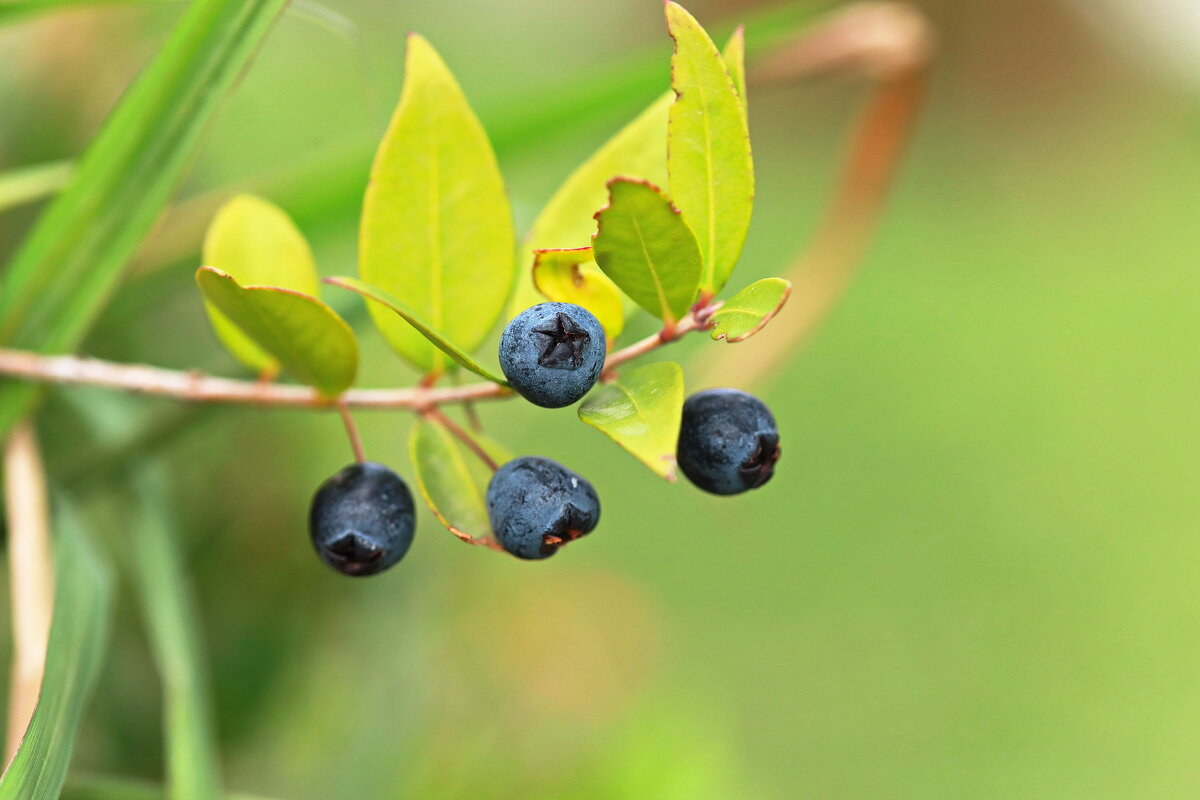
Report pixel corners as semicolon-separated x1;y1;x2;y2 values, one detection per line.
666;1;755;298
592;178;702;327
508;92;673;318
578;361;685;481
201;194;319;374
195;267;357;397
532;247;625;344
326;277;508;386
709;277;791;342
360;33;515;378
723;25;748;115
409;418;511;547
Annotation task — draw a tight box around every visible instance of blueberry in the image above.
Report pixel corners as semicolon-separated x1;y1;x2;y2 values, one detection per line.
676;389;781;496
486;456;601;560
309;462;415;576
499;302;606;408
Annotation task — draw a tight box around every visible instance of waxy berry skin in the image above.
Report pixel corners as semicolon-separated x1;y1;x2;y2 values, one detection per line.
309;462;415;576
486;456;601;560
676;389;781;496
499;302;606;408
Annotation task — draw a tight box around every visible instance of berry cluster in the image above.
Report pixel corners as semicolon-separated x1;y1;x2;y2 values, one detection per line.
309;302;780;574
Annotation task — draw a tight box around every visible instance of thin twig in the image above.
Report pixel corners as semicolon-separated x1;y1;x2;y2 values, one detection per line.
3;422;54;767
423;408;498;473
336;401;366;462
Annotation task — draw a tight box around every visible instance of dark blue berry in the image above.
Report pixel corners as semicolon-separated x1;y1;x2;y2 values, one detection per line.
499;302;606;408
676;389;781;496
486;456;600;560
309;462;415;576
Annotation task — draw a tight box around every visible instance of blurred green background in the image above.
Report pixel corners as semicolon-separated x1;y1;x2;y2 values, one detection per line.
3;0;1200;797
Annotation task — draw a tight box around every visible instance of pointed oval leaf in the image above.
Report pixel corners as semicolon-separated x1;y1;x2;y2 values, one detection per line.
201;194;320;374
508;93;673;317
532;247;625;344
195;267;357;397
709;277;791;342
409;418;512;547
666;1;755;298
326;277;508;385
592;178;702;326
723;25;748;115
578;361;684;481
0;501;113;800
360;34;516;378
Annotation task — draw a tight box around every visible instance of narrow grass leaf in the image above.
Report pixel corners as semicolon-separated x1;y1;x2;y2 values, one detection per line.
0;0;290;439
708;277;791;342
0;500;113;800
327;277;508;386
592;178;702;326
129;466;222;800
195;267;358;397
360;33;515;378
578;361;685;481
665;1;754;298
532;247;625;344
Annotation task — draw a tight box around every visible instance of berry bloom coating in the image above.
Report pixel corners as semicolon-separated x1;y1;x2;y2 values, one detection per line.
486;456;601;560
499;302;606;408
676;389;781;496
309;462;415;576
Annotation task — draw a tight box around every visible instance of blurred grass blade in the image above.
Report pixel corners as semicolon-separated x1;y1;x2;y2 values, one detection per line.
592;178;702;327
578;361;685;481
62;774;281;800
200;195;322;375
0;500;113;799
327;277;509;386
129;467;222;800
708;277;791;342
0;0;290;438
0;160;73;214
359;33;515;379
666;1;754;299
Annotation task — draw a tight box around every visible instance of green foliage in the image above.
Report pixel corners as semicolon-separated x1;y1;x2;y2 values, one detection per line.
0;159;72;214
532;247;626;344
0;502;113;800
359;33;515;379
327;277;508;385
0;0;290;439
708;277;792;342
578;362;686;481
665;1;755;299
722;25;748;114
592;179;703;326
409;418;511;545
195;268;358;397
201;195;321;375
129;468;222;800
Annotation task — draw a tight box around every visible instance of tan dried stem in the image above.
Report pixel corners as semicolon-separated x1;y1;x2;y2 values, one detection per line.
2;421;54;767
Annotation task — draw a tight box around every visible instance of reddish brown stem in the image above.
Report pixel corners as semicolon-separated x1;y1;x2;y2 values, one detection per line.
336;400;366;463
423;408;499;473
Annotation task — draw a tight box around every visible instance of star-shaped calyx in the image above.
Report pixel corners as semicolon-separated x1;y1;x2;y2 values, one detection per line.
533;312;591;370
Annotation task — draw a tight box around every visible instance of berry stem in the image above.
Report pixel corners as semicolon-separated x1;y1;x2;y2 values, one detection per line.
336;400;366;463
423;408;499;473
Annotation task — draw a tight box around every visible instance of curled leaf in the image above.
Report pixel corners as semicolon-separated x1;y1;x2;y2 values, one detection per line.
532;247;625;344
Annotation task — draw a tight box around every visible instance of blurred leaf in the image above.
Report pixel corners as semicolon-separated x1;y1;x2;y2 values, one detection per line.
578;361;684;481
409;417;511;546
509;93;673;316
592;178;702;326
195;267;357;397
0;0;290;438
62;775;278;800
201;194;320;374
666;1;754;299
532;247;625;344
129;467;221;800
0;160;73;214
709;277;791;342
360;33;515;378
722;25;748;114
0;501;113;800
327;277;508;385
